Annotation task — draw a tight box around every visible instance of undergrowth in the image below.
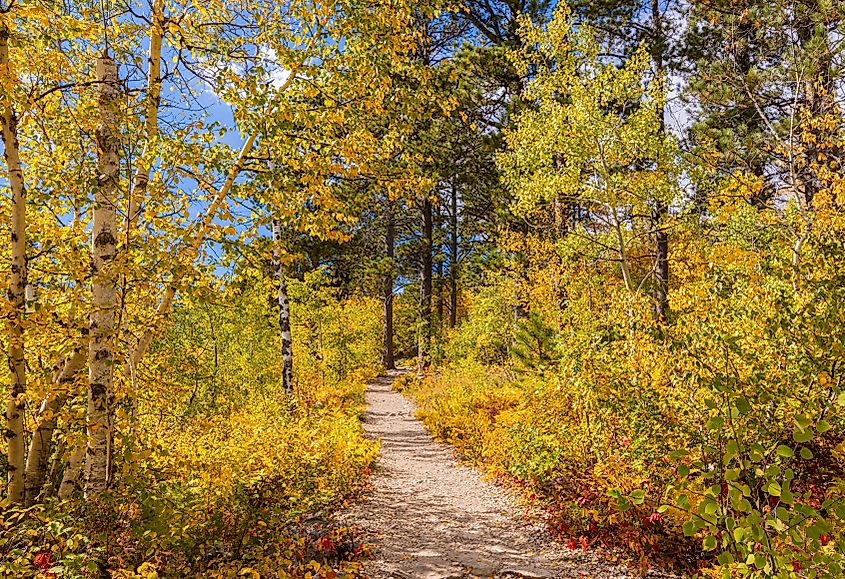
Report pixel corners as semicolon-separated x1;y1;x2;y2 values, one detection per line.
0;274;380;578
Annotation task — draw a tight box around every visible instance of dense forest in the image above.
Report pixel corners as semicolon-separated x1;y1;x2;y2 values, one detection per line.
1;0;844;576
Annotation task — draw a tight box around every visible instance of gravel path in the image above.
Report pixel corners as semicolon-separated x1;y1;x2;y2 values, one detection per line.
341;370;636;579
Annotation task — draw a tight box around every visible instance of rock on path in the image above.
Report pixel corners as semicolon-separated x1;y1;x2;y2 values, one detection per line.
340;370;635;579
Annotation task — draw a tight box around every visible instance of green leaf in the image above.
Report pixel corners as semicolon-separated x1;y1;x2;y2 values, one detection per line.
707;416;725;430
717;552;734;566
735;398;751;415
766;481;781;497
794;414;812;429
800;447;814;460
793;427;813;443
776;445;794;458
703;535;717;551
817;420;831;434
725;440;739;460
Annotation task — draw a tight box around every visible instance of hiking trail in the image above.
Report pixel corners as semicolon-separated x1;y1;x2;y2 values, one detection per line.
341;370;639;579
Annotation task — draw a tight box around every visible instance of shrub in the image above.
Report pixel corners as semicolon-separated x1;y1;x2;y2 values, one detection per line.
0;276;381;578
402;190;845;576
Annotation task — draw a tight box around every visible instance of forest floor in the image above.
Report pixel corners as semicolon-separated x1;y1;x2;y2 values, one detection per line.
340;369;644;579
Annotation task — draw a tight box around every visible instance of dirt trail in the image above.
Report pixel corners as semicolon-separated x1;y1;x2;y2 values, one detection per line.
341;370;635;579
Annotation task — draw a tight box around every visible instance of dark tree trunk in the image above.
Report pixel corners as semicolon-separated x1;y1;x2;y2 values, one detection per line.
436;259;444;330
652;0;669;323
449;181;458;328
435;201;444;330
418;195;433;370
383;201;395;370
794;3;835;209
654;202;669;322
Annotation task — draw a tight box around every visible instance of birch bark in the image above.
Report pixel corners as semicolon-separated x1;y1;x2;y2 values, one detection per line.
84;55;120;497
272;219;294;393
1;24;28;504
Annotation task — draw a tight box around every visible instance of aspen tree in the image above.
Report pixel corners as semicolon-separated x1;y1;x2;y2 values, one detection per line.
127;0;163;226
28;1;322;498
500;11;676;297
25;0;163;501
85;54;120;497
24;350;85;503
1;20;27;504
272;219;294;393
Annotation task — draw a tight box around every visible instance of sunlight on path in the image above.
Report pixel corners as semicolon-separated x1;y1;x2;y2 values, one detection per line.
341;370;635;579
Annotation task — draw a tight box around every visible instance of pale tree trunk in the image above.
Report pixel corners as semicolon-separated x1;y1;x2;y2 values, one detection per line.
85;55;121;498
26;21;310;488
271;219;293;394
58;442;84;500
33;21;315;495
24;349;85;504
1;24;28;504
418;196;433;371
611;206;633;293
127;0;164;226
383;200;395;370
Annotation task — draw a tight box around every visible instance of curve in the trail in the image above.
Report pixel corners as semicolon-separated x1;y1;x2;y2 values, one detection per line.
342;370;635;579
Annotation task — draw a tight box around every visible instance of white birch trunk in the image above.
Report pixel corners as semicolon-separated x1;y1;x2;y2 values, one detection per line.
85;55;120;498
610;206;633;293
23;12;319;500
24;348;85;504
58;441;84;500
127;0;163;226
1;24;28;504
272;219;294;393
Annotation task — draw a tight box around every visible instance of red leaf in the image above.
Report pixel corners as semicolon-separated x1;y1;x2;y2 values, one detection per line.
820;534;830;546
33;552;52;571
